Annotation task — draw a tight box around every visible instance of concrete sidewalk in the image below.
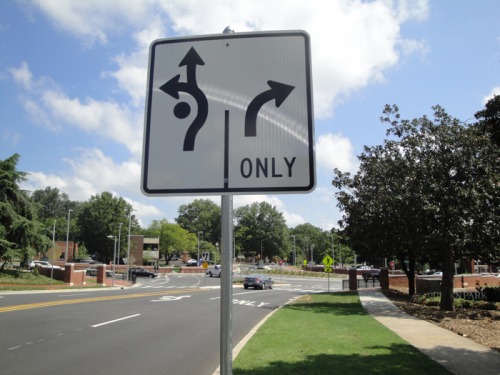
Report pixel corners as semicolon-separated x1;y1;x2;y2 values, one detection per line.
358;289;500;375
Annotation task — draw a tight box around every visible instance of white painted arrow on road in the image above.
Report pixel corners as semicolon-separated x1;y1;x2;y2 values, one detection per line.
151;295;191;302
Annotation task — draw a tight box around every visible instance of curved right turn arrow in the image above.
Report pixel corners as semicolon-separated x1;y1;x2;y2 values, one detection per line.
245;80;295;137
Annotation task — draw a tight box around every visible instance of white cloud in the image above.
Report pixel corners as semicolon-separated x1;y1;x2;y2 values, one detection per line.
13;66;143;156
9;62;33;89
29;0;429;118
316;133;359;174
483;87;500;103
15;0;429;230
30;0;156;45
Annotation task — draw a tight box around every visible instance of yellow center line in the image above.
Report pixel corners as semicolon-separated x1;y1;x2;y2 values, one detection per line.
0;288;202;313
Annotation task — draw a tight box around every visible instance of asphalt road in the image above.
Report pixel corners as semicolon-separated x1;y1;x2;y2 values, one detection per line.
0;273;342;375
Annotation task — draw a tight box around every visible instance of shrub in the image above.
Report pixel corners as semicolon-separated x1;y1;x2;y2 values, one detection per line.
423;297;440;306
471;300;497;310
483;287;500;302
453;298;471;309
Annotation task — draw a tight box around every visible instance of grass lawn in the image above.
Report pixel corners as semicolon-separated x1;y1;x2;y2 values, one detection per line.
233;292;452;375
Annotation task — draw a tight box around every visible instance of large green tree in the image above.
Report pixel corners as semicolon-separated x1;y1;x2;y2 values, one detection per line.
333;105;500;310
475;95;500;148
176;199;221;246
234;202;289;262
77;192;136;262
30;186;80;242
0;154;51;267
290;223;328;264
145;220;201;263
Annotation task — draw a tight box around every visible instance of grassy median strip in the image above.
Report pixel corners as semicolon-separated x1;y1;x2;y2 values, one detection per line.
233;292;451;375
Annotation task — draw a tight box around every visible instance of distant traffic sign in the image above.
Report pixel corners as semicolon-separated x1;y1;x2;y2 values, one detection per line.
142;31;315;196
322;255;333;267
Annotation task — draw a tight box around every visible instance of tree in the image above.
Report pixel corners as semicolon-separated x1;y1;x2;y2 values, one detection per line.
145;220;199;263
0;154;51;267
290;223;327;264
235;202;289;262
333;105;500;310
77;192;135;262
176;199;221;245
475;94;500;148
30;186;80;242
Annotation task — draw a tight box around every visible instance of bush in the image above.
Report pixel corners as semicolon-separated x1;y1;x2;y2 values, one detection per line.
453;298;471;309
423;297;440;306
483;287;500;302
471;300;497;310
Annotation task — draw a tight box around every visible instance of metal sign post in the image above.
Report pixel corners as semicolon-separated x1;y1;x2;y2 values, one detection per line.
141;29;314;375
220;195;233;374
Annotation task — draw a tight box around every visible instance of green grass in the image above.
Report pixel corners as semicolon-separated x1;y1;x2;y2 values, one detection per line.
233;292;452;375
0;269;65;290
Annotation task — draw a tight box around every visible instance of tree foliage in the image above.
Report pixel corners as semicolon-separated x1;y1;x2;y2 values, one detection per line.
30;186;80;241
333;104;500;310
234;202;289;261
475;95;500;148
290;223;325;263
0;154;51;267
176;199;221;246
145;220;198;263
77;192;136;262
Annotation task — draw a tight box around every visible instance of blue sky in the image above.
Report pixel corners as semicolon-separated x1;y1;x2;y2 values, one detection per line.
1;0;499;230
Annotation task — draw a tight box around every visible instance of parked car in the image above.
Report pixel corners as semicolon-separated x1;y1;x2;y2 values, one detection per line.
31;261;62;270
185;259;198;267
85;267;114;277
206;265;222;277
243;275;273;290
129;267;157;278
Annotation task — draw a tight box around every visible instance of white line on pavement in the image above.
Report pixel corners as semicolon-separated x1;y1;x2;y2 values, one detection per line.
91;314;141;328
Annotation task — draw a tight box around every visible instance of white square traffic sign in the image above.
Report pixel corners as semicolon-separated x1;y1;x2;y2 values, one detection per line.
141;30;315;196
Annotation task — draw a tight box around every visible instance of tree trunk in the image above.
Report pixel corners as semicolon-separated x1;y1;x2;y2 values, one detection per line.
440;251;455;311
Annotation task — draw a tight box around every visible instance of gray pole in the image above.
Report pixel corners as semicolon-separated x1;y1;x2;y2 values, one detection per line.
220;194;233;375
51;219;56;286
64;209;72;262
118;223;123;266
127;210;136;281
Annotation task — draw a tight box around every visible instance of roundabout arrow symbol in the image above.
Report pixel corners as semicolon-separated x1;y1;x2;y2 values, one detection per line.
159;47;208;151
244;80;295;137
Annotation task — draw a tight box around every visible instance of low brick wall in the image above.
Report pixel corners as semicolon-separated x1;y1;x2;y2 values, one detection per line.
180;267;205;273
388;273;500;293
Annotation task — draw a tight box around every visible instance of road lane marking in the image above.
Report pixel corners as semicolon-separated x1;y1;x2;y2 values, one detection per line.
91;314;141;328
0;288;201;314
151;295;191;302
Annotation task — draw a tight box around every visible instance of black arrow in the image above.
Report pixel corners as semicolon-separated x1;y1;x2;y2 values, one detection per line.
158;47;208;151
245;81;295;137
179;47;205;85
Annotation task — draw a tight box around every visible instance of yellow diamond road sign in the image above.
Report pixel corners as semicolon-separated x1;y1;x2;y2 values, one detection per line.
322;255;333;267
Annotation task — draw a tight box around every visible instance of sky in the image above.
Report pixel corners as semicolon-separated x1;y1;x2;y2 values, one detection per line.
1;0;499;231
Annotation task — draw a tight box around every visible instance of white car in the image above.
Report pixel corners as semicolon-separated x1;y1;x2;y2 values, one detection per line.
31;261;62;270
206;265;222;277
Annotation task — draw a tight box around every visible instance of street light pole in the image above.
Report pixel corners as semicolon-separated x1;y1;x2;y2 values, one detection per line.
50;219;56;285
64;209;73;263
197;231;203;266
117;223;123;266
330;233;334;266
107;235;117;287
127;210;136;281
290;235;296;266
